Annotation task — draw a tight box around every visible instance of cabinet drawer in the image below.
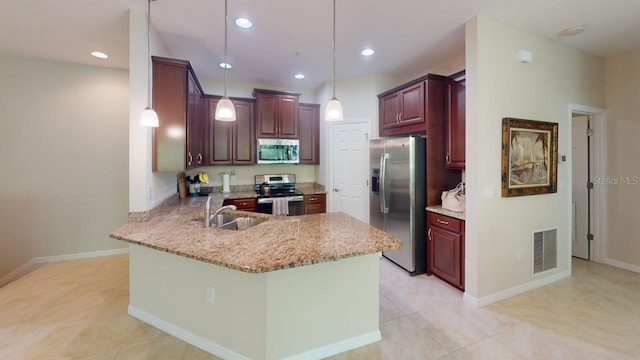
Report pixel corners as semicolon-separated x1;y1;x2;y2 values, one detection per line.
428;212;461;233
303;194;325;204
223;198;257;211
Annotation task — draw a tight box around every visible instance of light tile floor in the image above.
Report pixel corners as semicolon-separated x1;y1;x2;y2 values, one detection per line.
1;254;639;359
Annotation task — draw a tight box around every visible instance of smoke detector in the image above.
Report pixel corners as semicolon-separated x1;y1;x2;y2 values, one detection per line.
558;25;585;37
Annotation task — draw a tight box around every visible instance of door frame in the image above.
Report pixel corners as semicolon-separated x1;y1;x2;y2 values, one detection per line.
568;104;607;264
328;118;370;214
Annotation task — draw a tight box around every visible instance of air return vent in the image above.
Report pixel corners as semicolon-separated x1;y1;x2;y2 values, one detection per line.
533;228;558;274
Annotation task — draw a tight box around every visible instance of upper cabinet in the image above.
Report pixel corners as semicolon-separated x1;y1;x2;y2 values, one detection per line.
253;89;300;139
152;56;206;171
445;70;466;169
378;74;446;137
299;103;320;164
207;97;256;165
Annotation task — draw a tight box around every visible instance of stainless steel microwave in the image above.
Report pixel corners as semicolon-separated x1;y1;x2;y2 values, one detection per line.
257;138;300;164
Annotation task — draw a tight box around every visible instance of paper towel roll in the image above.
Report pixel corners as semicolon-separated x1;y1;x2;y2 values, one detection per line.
221;174;230;193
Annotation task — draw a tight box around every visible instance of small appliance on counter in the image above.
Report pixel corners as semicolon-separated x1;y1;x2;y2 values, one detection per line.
219;172;231;193
253;174;304;216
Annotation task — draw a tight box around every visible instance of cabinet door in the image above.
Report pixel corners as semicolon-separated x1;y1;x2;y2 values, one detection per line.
186;69;203;169
446;74;466;169
428;226;462;288
304;194;326;214
399;82;424;125
152;58;188;172
233;100;255;164
299;104;319;164
256;93;278;138
208;98;233;165
380;92;400;130
277;95;299;139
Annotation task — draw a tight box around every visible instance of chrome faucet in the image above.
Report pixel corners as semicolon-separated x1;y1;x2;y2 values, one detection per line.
204;195;237;228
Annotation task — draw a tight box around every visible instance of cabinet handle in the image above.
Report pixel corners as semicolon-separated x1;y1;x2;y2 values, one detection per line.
309;197;316;201
436;219;449;225
399;112;402;121
428;228;432;241
198;153;203;164
187;152;193;166
446;154;450;163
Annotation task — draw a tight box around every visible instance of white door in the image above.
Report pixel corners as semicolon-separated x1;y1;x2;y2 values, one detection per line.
572;115;590;259
330;121;369;223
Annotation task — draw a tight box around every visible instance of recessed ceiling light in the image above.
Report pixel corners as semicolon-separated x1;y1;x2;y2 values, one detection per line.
294;73;305;79
361;48;375;57
219;62;232;69
235;18;252;29
558;25;585;37
91;51;108;59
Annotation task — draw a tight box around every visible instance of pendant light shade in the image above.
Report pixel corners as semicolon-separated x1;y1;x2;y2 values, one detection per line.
215;97;236;121
140;107;159;127
215;0;236;121
140;0;159;127
325;0;343;121
325;97;344;121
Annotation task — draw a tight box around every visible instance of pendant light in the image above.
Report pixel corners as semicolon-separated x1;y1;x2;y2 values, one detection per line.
215;0;236;121
140;0;159;127
325;0;343;121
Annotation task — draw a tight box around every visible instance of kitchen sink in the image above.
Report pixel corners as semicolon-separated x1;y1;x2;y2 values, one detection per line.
211;214;265;230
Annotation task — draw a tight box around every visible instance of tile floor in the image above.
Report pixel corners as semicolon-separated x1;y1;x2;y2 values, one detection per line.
1;254;639;359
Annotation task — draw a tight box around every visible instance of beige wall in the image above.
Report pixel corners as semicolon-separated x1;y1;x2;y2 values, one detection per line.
465;17;605;301
604;49;640;268
0;54;129;279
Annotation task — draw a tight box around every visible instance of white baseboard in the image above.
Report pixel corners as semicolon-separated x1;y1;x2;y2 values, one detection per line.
605;258;640;274
128;305;253;360
463;269;570;307
0;247;129;287
128;305;381;360
283;330;381;360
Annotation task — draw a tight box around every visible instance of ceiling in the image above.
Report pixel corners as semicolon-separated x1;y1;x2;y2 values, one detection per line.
1;0;639;91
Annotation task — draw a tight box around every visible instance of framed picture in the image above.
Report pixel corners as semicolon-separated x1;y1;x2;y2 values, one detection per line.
501;117;558;197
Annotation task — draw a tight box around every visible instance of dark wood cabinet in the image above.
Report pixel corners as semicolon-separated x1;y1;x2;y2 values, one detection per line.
253;89;300;139
299;103;320;164
445;70;466;169
152;56;206;171
378;75;446;137
223;198;257;212
304;193;326;214
207;97;255;165
427;212;464;290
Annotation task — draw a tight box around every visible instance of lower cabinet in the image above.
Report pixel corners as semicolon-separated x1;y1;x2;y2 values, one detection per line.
304;194;326;214
427;212;465;290
222;198;257;212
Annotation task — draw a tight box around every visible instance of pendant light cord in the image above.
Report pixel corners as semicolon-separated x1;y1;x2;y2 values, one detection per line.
147;0;152;108
332;0;336;98
223;0;228;98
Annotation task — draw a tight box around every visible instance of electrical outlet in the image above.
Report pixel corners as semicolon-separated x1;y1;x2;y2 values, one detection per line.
517;248;523;259
206;286;215;304
483;186;494;199
147;185;152;200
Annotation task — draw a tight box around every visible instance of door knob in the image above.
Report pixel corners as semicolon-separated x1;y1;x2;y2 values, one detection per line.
333;188;341;192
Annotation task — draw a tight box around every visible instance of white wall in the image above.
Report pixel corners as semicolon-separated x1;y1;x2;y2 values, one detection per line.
0;54;129;278
604;49;640;269
465;17;605;301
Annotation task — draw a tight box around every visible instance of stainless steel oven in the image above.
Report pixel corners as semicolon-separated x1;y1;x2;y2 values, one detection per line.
254;174;304;216
256;195;305;216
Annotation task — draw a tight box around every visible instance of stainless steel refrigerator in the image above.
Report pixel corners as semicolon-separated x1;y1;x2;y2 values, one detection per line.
370;135;426;275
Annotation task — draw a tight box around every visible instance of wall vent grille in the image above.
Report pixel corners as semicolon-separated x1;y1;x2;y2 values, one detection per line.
533;228;558;274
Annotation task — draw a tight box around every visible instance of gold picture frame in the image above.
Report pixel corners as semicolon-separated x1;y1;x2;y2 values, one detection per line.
501;118;558;197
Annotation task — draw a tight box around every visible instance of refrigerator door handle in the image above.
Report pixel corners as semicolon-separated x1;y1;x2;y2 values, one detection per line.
380;153;390;213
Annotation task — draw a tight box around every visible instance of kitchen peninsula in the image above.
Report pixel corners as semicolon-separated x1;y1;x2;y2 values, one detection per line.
110;194;400;360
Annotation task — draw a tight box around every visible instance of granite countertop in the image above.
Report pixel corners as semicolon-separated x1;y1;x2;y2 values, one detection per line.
111;196;400;273
426;205;466;220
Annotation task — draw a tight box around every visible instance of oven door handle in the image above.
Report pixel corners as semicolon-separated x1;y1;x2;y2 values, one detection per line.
257;195;304;204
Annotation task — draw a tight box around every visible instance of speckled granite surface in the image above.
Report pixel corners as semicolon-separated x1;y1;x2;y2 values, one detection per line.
111;196;400;273
426;205;465;220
